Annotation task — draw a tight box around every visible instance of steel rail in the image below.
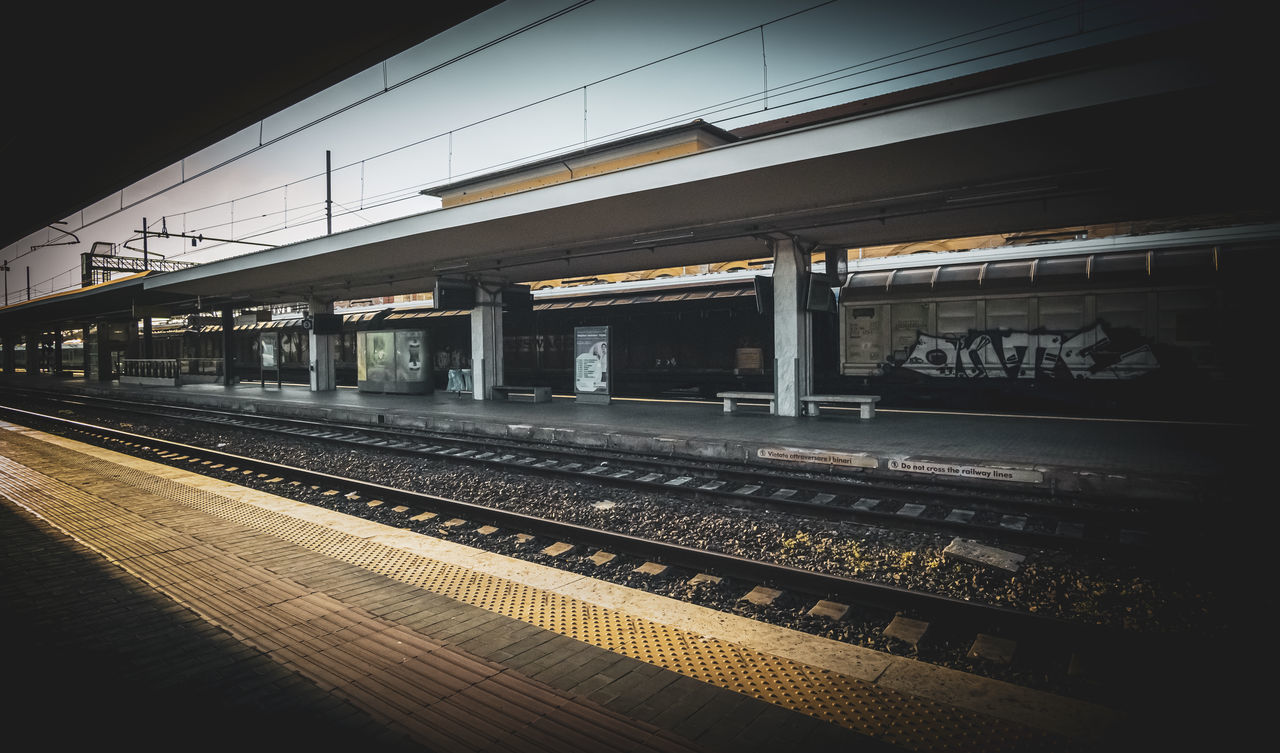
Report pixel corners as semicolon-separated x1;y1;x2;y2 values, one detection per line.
0;402;1141;654
3;388;1173;556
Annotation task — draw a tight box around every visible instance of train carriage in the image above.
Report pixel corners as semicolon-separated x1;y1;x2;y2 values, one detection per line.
825;235;1264;419
18;226;1267;422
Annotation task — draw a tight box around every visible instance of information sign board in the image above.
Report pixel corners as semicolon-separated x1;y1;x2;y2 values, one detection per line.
574;325;610;404
259;331;281;387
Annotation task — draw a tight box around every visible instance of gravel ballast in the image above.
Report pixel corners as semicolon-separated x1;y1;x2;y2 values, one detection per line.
14;406;1230;705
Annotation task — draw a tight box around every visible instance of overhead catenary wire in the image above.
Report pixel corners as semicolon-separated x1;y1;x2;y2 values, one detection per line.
124;1;1106;243
12;0;1184;293
149;1;1153;252
99;0;850;261
8;1;599;267
189;0;1145;227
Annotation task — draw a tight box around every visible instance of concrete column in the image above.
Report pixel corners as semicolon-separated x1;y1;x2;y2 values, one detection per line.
308;298;336;391
772;238;812;417
94;325;112;382
80;326;91;379
54;330;64;375
825;247;847;278
221;307;236;386
25;331;38;376
470;286;503;400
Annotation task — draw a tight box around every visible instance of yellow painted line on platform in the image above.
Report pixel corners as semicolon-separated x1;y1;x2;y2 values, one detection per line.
0;420;1119;751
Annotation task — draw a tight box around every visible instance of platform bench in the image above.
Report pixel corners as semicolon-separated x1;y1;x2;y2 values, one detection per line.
717;391;776;414
801;394;880;419
492;385;552;403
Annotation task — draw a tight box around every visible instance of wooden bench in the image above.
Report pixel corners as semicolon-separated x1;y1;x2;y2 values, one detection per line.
716;391;776;414
801;394;881;419
492;385;552;403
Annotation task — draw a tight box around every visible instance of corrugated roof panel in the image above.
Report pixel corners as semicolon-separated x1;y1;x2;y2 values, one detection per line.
935;265;983;285
890;268;936;287
1090;251;1147;276
843;271;894;290
983;260;1035;281
1035;256;1088;279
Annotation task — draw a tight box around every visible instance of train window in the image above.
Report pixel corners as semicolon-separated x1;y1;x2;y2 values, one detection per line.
937;300;977;336
1158;290;1214;343
985;297;1029;331
1038;295;1085;331
1096;293;1147;334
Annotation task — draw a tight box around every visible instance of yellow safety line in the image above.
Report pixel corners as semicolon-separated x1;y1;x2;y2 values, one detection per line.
0;423;1087;752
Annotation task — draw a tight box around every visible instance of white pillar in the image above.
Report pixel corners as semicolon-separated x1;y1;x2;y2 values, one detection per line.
772;238;811;417
470;286;502;400
308;298;336;391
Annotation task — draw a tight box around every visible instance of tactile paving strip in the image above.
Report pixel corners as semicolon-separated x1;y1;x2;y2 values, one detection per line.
0;426;1070;752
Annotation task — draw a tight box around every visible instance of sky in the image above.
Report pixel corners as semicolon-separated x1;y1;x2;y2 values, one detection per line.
2;0;1213;305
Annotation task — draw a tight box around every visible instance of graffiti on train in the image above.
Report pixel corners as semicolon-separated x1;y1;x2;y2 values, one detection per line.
898;321;1158;379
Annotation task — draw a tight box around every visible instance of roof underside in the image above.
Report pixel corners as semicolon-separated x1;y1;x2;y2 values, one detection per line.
4;20;1275;330
0;4;502;250
146;88;1273;307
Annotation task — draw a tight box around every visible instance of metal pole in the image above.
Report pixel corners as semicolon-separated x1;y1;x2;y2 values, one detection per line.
326;151;332;235
142;218;152;358
221;307;235;386
2;260;8;306
27;266;30;300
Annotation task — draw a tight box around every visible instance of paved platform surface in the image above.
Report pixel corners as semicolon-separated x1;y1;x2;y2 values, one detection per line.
12;375;1250;502
0;418;1133;752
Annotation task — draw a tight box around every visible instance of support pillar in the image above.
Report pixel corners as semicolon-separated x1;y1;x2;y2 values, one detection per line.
80;326;92;380
308;298;336;391
772;238;812;417
221;307;236;386
470;286;503;400
825;247;847;279
94;324;112;382
54;330;64;375
25;331;38;376
2;333;13;374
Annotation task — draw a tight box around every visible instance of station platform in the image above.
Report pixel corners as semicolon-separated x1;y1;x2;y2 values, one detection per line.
0;416;1142;752
7;374;1250;503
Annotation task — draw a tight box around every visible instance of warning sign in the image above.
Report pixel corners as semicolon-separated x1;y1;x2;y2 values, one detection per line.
757;447;877;469
886;458;1042;483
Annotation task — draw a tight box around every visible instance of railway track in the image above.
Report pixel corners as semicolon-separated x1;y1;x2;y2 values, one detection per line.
0;400;1152;683
3;389;1186;559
